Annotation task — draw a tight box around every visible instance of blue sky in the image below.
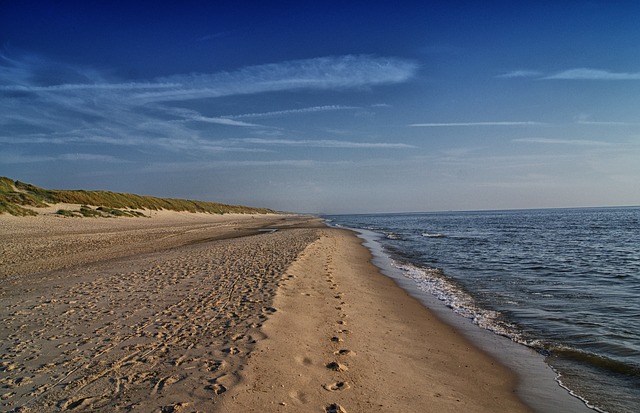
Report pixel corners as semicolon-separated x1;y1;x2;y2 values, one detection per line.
1;1;639;213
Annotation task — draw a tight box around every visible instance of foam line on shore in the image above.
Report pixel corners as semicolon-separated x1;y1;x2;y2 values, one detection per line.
217;227;533;412
348;226;595;413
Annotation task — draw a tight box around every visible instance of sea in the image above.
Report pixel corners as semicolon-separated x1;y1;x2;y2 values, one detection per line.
325;207;639;413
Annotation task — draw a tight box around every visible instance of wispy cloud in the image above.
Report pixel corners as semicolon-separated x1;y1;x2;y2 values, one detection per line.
241;138;415;149
141;159;333;173
576;120;637;126
498;67;640;81
573;114;639;126
496;70;542;78
409;121;541;127
2;54;417;102
151;106;262;127
186;116;260;127
57;153;126;162
223;105;359;119
544;68;640;80
513;138;612;146
0;54;416;160
133;55;418;103
0;81;180;92
0;151;125;164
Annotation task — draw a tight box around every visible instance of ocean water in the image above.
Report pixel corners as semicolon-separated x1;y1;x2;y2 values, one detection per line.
326;207;640;413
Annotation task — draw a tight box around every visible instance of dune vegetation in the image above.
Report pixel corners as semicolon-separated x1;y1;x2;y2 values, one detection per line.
0;176;275;217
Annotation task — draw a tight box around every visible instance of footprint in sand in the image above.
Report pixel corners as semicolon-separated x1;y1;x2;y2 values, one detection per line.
334;349;355;356
152;374;182;395
206;382;227;395
202;359;224;372
160;402;191;412
60;396;107;410
326;361;348;372
323;381;350;391
208;374;233;394
325;403;348;413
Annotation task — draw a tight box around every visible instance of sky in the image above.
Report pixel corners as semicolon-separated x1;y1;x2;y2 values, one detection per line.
1;1;639;213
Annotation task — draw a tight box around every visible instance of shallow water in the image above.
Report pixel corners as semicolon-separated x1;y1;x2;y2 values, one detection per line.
326;207;640;413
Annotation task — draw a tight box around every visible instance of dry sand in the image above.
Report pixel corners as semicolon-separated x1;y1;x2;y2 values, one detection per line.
216;228;531;413
0;212;531;412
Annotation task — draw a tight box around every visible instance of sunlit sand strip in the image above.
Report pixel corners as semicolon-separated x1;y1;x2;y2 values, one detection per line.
216;228;532;413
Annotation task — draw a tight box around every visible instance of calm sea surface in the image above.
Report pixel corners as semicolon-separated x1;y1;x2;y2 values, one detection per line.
326;207;640;413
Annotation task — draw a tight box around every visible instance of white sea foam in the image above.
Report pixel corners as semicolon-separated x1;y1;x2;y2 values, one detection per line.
391;260;519;340
385;231;401;240
422;232;445;238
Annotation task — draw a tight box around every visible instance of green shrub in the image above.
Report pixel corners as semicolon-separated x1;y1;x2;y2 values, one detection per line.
56;209;79;217
79;205;102;217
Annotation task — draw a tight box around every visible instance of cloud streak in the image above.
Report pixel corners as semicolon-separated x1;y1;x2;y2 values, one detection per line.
0;82;180;92
513;138;612;146
496;70;542;78
409;121;541;127
0;54;416;160
498;67;640;80
544;68;640;80
223;105;359;119
2;55;416;98
576;120;637;126
240;138;415;149
134;55;418;103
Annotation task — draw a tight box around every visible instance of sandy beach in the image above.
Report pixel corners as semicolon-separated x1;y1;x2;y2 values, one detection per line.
0;212;531;412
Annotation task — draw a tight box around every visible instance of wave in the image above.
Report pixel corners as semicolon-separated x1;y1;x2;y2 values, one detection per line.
550;346;640;378
391;260;519;340
422;232;446;238
385;231;402;240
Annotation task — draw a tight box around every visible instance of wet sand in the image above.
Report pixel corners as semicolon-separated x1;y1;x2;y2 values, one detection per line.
0;213;531;412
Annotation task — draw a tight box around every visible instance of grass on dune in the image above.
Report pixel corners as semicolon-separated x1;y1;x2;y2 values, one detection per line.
0;176;275;217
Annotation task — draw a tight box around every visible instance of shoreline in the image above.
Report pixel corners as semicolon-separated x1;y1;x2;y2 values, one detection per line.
216;227;532;412
2;213;539;411
348;227;595;413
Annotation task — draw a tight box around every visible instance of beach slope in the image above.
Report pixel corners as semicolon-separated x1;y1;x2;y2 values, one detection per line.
216;228;531;413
